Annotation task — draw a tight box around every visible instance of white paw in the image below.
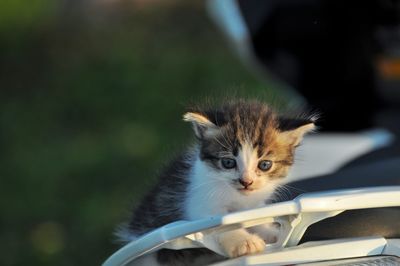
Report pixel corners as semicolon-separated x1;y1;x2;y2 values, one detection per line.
221;234;265;258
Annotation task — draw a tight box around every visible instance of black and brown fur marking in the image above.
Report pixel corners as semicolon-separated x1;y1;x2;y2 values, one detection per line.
189;100;315;178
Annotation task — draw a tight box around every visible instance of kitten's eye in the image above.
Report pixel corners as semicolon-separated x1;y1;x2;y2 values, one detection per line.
258;160;272;171
221;158;236;169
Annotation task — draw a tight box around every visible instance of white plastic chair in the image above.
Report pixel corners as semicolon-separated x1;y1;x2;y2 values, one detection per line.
103;186;400;266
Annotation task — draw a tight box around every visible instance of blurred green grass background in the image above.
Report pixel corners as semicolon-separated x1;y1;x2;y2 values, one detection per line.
0;1;286;265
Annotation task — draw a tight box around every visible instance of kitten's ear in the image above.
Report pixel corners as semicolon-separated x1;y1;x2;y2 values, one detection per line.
278;117;317;146
183;112;219;139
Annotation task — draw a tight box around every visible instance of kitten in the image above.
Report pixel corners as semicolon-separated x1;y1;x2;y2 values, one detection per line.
119;99;316;266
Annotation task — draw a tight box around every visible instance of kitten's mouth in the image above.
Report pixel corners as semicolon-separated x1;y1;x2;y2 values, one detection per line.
238;187;255;194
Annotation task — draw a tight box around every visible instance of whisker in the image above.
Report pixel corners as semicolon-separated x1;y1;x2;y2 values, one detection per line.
282;184;308;193
213;136;229;150
220;131;234;149
274;186;292;201
190;179;223;191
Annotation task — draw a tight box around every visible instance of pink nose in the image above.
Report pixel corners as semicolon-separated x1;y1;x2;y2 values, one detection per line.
239;178;253;188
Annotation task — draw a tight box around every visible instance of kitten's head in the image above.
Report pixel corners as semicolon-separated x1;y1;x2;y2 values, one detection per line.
184;100;316;195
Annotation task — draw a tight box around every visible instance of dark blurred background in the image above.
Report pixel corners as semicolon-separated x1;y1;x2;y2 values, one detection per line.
0;1;285;265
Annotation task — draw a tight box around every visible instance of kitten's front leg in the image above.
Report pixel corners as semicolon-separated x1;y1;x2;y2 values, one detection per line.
217;229;265;258
248;223;280;244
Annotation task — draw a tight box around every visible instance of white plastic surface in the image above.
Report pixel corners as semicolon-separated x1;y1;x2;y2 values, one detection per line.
102;219;222;266
211;237;388;266
383;239;400;256
103;186;400;266
288;129;394;181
